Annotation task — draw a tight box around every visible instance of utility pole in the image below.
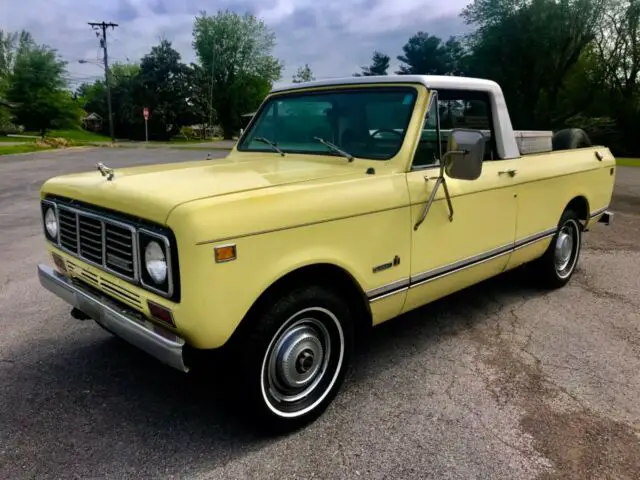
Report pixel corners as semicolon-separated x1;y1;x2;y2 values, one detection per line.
208;45;215;140
88;21;118;142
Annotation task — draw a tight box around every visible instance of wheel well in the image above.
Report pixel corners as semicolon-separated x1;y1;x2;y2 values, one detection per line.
232;263;373;348
566;196;590;223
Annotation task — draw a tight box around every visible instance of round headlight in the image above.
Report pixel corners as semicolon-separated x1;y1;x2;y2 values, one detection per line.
144;241;167;284
45;208;58;239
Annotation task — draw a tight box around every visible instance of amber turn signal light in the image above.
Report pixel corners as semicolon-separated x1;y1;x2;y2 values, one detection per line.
214;244;237;263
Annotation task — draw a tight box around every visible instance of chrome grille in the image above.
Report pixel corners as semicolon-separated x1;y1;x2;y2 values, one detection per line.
79;216;103;264
58;208;78;252
105;223;135;276
57;205;137;281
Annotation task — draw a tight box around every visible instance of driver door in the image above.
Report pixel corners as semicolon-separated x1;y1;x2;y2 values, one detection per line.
402;89;518;313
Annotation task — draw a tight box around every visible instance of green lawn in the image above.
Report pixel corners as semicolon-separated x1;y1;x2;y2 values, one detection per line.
0;136;29;143
616;158;640;167
0;144;46;156
23;129;111;142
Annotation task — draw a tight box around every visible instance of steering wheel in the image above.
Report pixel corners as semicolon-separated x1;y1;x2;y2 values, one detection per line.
370;128;403;139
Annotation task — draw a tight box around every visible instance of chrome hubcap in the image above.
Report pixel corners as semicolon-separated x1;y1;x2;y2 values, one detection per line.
554;231;573;271
266;316;331;404
554;219;580;278
272;324;325;391
261;307;345;418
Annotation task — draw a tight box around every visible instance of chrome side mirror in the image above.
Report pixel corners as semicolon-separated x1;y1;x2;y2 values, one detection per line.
413;129;486;230
443;128;485;180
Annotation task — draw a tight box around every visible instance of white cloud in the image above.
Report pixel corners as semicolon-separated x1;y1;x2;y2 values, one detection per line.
0;0;471;87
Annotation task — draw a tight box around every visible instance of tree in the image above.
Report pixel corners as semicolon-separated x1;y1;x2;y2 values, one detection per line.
0;29;34;80
0;29;35;133
355;51;390;76
461;0;609;128
396;32;466;75
138;40;198;140
7;42;81;135
77;63;141;139
292;63;315;83
589;0;640;155
77;47;205;142
192;10;283;139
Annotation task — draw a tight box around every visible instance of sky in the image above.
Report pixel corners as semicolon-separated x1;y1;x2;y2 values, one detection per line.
1;0;472;89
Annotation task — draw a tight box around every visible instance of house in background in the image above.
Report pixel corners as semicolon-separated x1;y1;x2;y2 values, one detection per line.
82;112;103;132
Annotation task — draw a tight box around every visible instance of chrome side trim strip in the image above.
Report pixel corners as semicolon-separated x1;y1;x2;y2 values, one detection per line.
367;277;411;300
369;287;409;303
410;248;512;290
513;228;556;250
366;226;558;301
590;205;609;218
38;263;188;372
410;242;512;286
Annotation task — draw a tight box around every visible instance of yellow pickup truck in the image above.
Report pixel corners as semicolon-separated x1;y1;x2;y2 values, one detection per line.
37;75;615;431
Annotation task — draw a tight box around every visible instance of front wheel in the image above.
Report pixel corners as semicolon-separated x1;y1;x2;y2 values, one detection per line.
530;209;583;288
230;286;353;432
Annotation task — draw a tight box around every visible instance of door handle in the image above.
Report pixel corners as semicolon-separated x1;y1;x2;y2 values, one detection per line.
498;169;517;177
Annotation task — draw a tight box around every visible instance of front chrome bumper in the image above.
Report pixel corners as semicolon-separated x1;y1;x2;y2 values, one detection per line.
37;264;188;372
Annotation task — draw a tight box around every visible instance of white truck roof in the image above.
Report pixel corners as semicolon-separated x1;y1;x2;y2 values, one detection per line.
270;75;525;160
271;74;503;94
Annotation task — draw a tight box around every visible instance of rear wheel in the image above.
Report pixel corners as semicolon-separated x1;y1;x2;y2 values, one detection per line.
530;209;582;288
230;285;353;432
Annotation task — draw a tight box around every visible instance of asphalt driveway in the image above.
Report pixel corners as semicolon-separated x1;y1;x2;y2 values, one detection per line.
1;147;638;479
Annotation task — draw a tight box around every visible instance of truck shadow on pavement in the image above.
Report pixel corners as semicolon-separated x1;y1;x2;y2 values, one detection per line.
0;267;569;478
353;266;544;372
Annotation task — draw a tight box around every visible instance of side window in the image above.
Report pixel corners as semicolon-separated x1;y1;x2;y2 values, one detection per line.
412;95;440;168
437;90;497;161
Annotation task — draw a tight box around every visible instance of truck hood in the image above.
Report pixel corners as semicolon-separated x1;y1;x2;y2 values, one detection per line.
41;154;359;224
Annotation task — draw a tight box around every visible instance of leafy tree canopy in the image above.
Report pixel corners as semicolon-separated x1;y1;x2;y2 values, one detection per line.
355;51;390;76
7;41;81;135
292;63;315;83
192;10;283;138
396;32;466;76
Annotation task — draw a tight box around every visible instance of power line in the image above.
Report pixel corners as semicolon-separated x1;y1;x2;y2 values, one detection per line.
88;21;118;142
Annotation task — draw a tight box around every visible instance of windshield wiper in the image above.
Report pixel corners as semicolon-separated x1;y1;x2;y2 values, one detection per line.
313;137;354;162
255;137;285;156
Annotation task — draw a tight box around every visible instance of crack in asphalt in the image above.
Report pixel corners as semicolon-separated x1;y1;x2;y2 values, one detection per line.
469;297;640;479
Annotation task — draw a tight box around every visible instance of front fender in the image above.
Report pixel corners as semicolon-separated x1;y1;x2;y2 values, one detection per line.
170;206;411;349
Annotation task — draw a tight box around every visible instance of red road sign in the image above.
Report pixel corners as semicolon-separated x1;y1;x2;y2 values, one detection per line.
143;107;149;120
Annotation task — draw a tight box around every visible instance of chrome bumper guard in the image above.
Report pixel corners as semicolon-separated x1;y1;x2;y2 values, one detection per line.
598;210;613;226
37;264;188;372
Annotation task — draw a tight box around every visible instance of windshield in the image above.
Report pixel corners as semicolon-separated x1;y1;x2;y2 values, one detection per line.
237;86;418;160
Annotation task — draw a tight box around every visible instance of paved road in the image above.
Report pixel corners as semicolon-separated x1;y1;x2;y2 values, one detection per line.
86;140;237;149
1;149;638;479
